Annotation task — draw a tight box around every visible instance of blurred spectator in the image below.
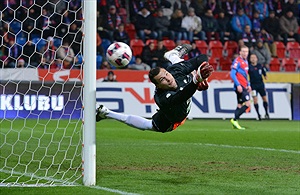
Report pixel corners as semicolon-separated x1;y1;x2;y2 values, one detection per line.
259;29;277;57
7;38;22;68
153;40;170;68
182;7;206;42
220;0;237;19
262;10;281;41
141;41;158;68
100;60;112;69
17;58;26;68
128;56;151;70
57;10;75;37
96;32;104;56
0;56;9;68
267;0;283;18
231;8;252;41
57;40;75;69
242;0;254;19
202;9;220;43
242;25;256;50
252;11;262;39
113;23;130;45
135;7;158;42
188;41;202;59
190;0;206;17
251;39;271;70
38;8;56;39
128;0;144;22
169;9;188;41
206;0;221;17
279;10;300;44
22;40;41;67
254;0;269;21
40;37;57;68
217;9;234;43
66;22;83;55
144;0;160;14
173;0;190;16
282;0;299;19
155;9;175;41
102;5;122;42
103;71;117;82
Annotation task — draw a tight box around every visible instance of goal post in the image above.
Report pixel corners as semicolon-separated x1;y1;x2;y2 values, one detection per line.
82;0;97;186
0;0;96;186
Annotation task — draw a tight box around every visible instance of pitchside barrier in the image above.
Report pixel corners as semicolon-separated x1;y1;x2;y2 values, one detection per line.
1;81;294;120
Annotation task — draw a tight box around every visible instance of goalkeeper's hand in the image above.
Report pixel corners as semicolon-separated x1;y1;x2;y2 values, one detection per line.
193;61;214;84
197;79;209;91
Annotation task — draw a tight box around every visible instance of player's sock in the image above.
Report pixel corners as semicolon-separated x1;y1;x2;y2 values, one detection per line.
234;105;248;120
107;111;153;131
166;55;184;64
254;103;260;115
263;101;268;115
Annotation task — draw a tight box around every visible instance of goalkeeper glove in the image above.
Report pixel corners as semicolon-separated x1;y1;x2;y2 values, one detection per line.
197;79;209;91
193;61;214;84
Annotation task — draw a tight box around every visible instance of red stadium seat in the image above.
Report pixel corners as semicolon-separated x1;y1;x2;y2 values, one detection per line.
208;40;223;59
269;58;281;71
179;40;191;45
282;58;297;72
208;57;219;71
163;39;176;50
130;39;144;56
274;41;286;58
195;40;208;54
286;41;300;59
219;57;232;71
224;40;238;59
125;23;136;40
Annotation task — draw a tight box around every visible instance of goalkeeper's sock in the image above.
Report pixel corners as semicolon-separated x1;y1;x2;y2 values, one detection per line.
107;111;153;131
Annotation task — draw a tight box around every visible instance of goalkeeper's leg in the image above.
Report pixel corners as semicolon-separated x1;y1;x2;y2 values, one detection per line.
96;105;154;131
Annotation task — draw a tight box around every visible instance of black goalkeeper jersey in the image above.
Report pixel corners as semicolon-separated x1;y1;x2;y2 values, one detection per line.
154;54;208;123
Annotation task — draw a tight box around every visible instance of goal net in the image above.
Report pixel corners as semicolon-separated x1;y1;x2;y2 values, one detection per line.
0;1;86;186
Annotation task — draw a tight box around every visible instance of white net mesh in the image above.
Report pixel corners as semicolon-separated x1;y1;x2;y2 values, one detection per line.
0;0;83;186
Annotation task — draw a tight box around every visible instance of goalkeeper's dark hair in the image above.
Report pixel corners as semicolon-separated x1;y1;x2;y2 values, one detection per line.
149;67;161;84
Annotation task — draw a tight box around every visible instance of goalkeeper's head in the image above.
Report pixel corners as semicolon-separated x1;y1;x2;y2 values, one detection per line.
149;67;177;90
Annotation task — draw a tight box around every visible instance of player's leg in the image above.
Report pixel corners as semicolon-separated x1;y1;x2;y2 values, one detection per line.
96;105;155;131
164;44;192;64
258;86;269;119
231;89;250;129
252;89;261;120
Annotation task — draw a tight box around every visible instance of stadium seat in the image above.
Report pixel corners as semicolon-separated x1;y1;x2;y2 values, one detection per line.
286;41;300;59
179;40;191;45
10;20;21;34
282;58;297;72
224;40;238;59
125;23;136;40
208;57;219;71
269;58;281;71
130;39;144;56
274;41;286;59
219;57;232;71
53;38;62;48
208;40;223;59
162;39;176;50
101;38;112;52
195;40;208;54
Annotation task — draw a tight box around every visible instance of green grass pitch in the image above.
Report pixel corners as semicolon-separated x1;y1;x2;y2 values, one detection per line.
1;119;299;195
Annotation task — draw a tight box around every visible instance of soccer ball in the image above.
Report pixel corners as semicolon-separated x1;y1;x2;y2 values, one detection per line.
106;42;132;68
